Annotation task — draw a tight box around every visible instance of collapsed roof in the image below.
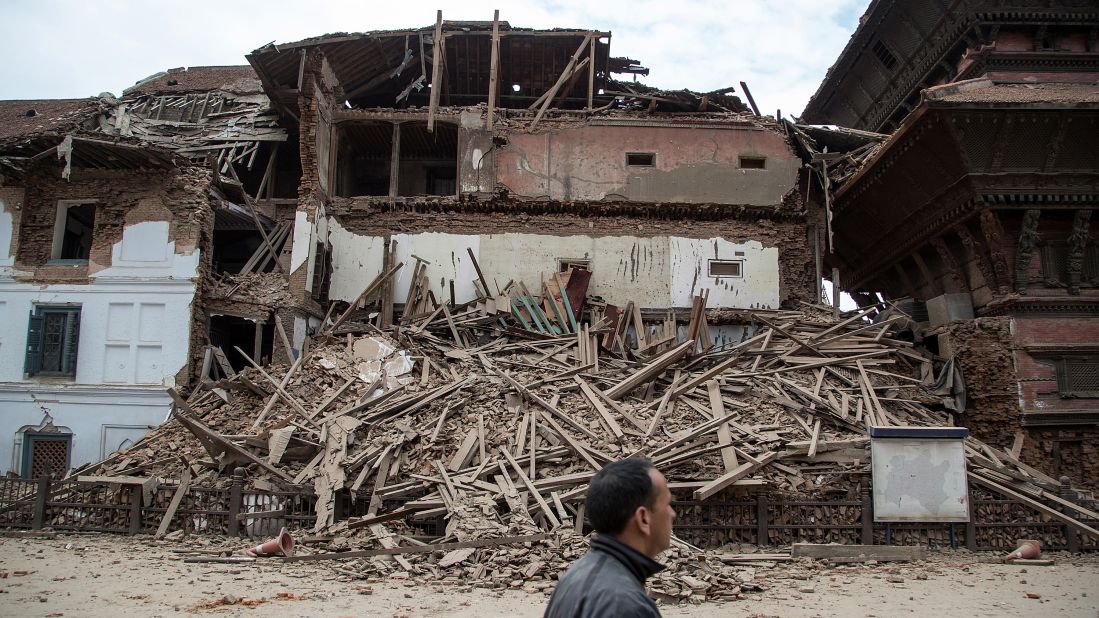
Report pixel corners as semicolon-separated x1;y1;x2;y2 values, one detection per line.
246;21;747;117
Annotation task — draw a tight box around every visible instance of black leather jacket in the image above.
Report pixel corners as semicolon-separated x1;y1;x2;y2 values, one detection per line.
544;534;665;618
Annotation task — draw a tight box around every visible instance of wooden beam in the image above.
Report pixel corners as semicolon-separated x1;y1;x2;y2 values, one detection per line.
283;533;549;562
586;35;595;110
528;36;591;132
693;452;777;500
791;543;925;562
427;11;444;133
388;122;401;197
969;472;1099;540
486;10;500;130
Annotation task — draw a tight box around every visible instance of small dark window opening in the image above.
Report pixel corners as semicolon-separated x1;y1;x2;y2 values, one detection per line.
709;260;743;278
55;203;96;261
311;241;332;301
558;258;591;273
626;152;655;167
208;315;274;371
872;40;898;71
739;156;766;169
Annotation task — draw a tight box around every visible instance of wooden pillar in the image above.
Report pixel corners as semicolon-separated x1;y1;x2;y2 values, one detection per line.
228;467;244;537
486;10;500;130
586;34;596;110
388;122;402;198
965;487;977;551
756;493;769;546
831;268;841;318
861;489;874;545
31;474;50;530
128;485;143;535
1061;476;1081;553
427;10;444;133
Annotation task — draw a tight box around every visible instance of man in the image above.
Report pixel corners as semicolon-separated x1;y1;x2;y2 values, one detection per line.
545;457;676;618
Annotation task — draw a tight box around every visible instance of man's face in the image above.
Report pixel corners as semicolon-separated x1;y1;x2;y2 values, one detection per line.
646;468;676;556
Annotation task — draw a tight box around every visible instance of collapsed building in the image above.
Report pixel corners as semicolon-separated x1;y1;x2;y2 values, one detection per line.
0;18;818;477
801;0;1099;488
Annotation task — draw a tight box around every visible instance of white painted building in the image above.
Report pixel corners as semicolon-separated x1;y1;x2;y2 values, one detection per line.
0;197;199;477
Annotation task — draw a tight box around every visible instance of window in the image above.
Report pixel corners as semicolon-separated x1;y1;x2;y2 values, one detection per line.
51;202;96;262
872;39;898;71
739;156;766;169
1055;358;1099;398
25;306;81;377
626;152;655;167
558;258;591;273
709;260;743;278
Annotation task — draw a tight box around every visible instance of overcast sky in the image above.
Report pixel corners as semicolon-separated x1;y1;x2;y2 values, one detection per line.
0;0;865;118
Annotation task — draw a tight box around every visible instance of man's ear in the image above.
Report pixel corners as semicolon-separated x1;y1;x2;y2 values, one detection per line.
635;506;651;536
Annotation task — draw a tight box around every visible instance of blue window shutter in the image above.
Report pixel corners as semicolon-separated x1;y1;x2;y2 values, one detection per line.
25;312;45;376
63;310;81;375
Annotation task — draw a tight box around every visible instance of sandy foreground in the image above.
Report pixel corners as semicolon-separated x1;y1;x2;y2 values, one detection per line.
0;533;1097;617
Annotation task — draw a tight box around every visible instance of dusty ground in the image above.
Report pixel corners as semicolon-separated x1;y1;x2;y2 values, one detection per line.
1;533;1097;617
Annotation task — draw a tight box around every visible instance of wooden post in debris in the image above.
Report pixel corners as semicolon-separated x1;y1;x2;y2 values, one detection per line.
388;122;402;198
486;10;500;130
832;268;841;319
860;489;874;545
1061;476;1081;553
31;474;50;530
228;467;244;537
756;493;769;546
427;10;444;133
965;486;977;551
586;34;596;110
128;484;143;535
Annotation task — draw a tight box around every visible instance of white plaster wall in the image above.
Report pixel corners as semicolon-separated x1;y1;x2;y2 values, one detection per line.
290;210;312;274
669;237;779;309
479;234;669;306
325;224;779;311
327;217;385;301
0;198;13;267
0;384;169;474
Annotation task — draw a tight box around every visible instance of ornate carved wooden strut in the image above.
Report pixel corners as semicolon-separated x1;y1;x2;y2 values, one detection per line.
1067;209;1093;295
955;224;995;294
1014;209;1042;294
931;237;967;293
978;208;1012;294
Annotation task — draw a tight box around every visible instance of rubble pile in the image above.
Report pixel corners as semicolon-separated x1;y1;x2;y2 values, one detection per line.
74;266;1099;599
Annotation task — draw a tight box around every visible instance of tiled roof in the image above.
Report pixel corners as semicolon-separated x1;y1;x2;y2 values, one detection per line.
124;65;261;96
927;80;1099;105
0;98;101;142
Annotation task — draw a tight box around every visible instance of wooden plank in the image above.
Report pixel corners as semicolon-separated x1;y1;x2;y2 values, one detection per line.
327;262;403;333
486;10;500;130
575;377;624;441
528;37;591;131
791;543;926;562
968;472;1099;540
427;11;444;133
707;380;738;472
499;447;561;528
539;411;602;471
605;340;693;400
448;429;480;472
273;316;294;362
234;346;311;418
693;452;778;500
284;533;549;562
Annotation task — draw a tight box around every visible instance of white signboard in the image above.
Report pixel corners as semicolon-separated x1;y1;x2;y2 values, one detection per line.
871;427;970;523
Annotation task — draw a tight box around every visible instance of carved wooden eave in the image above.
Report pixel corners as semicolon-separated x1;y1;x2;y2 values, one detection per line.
828;91;1099;293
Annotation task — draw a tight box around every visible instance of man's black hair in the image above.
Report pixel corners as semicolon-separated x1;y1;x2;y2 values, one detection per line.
585;457;658;535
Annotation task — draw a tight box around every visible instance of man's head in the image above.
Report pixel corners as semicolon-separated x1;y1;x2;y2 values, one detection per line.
585;458;675;558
